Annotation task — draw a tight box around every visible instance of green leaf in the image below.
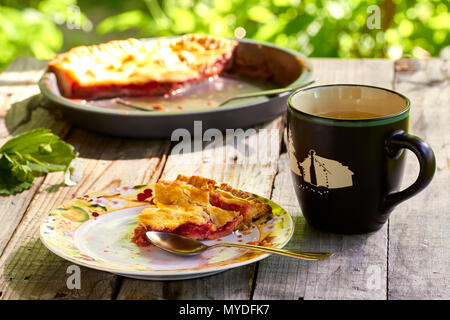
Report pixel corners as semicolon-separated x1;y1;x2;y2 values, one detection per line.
0;167;34;195
11;163;32;182
0;128;75;174
38;143;52;154
0;128;76;196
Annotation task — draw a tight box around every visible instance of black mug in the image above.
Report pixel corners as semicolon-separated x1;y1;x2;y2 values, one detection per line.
287;84;436;234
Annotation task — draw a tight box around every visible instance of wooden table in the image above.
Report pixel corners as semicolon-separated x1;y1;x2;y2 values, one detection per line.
0;57;448;300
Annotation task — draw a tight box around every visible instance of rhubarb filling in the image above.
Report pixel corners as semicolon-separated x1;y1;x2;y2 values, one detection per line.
64;56;230;99
132;215;243;246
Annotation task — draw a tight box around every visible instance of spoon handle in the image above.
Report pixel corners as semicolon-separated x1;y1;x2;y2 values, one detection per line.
218;79;316;106
210;242;332;261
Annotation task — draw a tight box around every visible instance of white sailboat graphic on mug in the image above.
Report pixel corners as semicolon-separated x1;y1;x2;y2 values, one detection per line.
288;128;354;190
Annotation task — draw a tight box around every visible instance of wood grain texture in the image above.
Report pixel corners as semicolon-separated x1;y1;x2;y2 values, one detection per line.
252;59;395;300
0;58;70;257
388;58;450;299
116;117;284;299
0;128;170;299
0;58;172;299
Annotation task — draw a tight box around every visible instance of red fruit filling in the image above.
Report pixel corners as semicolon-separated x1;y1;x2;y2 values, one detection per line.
61;59;229;100
137;189;153;202
210;192;252;220
132;215;242;247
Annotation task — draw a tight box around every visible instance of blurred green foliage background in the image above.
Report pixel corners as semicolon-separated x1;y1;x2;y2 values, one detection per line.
0;0;448;69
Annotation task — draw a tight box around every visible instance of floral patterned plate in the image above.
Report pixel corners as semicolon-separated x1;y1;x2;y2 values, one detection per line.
40;184;294;280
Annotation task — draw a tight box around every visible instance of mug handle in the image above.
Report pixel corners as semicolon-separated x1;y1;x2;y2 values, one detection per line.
383;130;436;211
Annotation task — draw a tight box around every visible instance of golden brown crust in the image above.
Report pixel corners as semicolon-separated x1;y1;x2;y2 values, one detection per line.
154;180;210;207
175;174;217;191
138;205;209;229
218;182;253;199
205;205;241;229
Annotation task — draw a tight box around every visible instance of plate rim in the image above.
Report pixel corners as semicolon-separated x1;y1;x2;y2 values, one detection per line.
39;186;295;278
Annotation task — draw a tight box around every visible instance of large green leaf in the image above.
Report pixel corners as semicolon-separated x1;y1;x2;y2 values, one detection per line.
0;128;75;174
0;128;77;195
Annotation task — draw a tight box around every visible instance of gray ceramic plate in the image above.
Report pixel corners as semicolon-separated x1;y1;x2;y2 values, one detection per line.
38;38;313;138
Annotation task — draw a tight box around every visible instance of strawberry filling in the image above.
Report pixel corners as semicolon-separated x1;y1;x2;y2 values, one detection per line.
132;215;242;247
209;192;253;221
69;81;187;100
63;58;230;100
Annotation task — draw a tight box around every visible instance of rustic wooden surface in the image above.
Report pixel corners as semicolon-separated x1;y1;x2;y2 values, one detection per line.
0;57;448;300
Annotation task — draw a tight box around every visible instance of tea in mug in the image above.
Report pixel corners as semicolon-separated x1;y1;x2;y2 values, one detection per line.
318;111;383;120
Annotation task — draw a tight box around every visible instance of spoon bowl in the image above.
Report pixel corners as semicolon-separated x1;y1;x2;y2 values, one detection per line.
146;231;333;261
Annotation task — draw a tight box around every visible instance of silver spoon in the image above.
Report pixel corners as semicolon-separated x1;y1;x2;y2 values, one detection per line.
217;79;316;106
146;231;332;261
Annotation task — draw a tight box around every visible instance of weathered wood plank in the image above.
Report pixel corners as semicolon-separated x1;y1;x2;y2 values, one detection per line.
0;128;171;299
0;58;70;257
252;59;394;300
116;117;284;299
388;58;450;299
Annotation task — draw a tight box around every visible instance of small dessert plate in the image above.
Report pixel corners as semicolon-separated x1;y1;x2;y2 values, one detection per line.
40;184;294;280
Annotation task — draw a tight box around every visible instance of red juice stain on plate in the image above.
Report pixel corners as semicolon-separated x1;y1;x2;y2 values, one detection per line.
152;104;167;111
137;190;152;202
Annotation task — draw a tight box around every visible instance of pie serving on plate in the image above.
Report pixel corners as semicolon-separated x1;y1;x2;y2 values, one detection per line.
132;175;272;246
48;34;238;99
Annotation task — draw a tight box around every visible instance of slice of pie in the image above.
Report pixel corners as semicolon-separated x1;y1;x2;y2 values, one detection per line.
48;34;238;99
132;175;271;246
